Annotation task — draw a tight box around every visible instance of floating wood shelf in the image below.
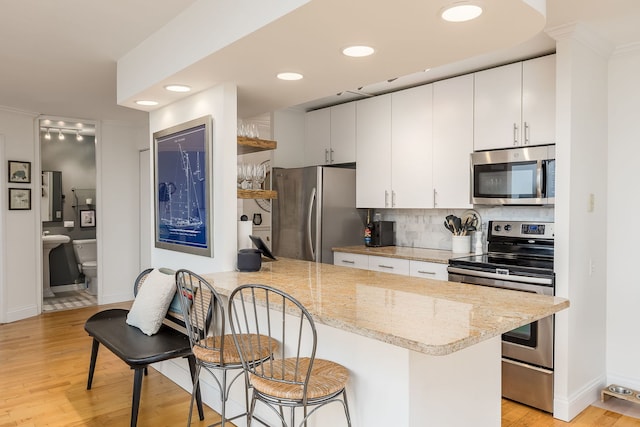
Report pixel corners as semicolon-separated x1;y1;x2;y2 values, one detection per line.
237;189;278;199
237;136;277;154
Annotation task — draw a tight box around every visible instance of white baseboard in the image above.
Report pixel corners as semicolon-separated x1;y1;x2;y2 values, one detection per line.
5;304;38;323
554;375;606;421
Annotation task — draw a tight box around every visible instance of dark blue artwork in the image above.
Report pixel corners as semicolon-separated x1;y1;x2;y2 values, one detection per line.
155;120;210;254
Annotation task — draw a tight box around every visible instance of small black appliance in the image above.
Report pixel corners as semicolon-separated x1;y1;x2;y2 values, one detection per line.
367;221;395;247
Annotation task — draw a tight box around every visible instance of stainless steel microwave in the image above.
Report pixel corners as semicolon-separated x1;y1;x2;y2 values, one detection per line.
471;145;555;205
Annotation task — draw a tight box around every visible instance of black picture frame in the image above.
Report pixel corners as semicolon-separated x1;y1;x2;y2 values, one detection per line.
153;115;213;257
8;160;31;183
80;209;96;228
8;188;31;210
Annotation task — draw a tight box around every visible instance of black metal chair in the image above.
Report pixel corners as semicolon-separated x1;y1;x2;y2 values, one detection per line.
228;284;352;427
174;269;277;427
84;268;204;427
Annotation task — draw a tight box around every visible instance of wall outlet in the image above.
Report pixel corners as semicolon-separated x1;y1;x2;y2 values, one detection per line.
64;221;74;227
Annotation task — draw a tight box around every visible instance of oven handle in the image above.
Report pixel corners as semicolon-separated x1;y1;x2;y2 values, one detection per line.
502;357;553;375
447;267;554;286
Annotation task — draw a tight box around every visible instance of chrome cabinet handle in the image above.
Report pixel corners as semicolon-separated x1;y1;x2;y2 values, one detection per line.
341;260;355;264
417;270;436;275
378;264;394;269
385;190;389;208
524;122;530;145
325;149;329;163
433;188;438;207
330;148;334;163
513;123;519;145
392;190;396;207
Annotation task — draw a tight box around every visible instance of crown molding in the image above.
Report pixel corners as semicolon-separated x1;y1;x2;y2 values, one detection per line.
546;22;614;58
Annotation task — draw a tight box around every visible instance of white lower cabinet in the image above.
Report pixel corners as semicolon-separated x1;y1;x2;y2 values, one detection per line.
409;260;448;281
333;252;368;270
334;252;448;280
368;255;410;276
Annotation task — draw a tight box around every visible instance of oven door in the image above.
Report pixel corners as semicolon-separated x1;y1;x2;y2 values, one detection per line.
448;268;554;369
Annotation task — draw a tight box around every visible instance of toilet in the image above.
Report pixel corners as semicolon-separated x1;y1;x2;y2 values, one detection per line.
72;239;98;295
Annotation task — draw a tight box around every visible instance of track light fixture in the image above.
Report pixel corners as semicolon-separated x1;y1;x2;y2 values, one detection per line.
58;129;65;140
44;128;51;140
76;130;83;141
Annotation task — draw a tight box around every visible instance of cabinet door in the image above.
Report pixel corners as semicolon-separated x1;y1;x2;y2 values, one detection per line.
334;252;368;270
473;62;522;151
433;75;473;209
304;108;331;166
356;94;392;208
330;103;356;164
410;260;448;281
368;255;410;276
522;55;556;147
391;85;433;208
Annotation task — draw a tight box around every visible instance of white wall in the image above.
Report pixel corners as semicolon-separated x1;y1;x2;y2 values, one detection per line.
149;83;238;273
607;43;640;389
0;108;147;321
99;120;149;304
0;109;40;321
550;24;610;421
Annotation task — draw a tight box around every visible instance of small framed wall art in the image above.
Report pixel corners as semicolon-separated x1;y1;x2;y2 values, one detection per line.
8;160;31;183
80;209;96;228
8;188;31;210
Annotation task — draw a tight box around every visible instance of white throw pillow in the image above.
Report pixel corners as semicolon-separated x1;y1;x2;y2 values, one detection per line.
126;268;176;336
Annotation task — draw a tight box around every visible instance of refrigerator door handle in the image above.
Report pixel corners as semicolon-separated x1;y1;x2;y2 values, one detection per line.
307;187;317;261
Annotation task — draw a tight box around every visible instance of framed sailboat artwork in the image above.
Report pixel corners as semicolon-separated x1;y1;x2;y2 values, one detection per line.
153;115;213;257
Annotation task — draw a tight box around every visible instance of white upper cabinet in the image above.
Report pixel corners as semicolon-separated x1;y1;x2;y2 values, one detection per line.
522;55;556;147
356;94;392;208
474;54;556;151
391;84;433;208
433;74;473;209
330;102;356;164
304;108;331;166
304;103;356;166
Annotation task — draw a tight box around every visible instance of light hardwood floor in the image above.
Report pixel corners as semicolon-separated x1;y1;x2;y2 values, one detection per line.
0;304;637;426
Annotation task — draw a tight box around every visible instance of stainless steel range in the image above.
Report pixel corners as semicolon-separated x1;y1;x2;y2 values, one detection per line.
447;220;555;413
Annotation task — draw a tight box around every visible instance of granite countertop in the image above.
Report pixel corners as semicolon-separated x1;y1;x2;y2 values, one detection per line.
333;245;458;264
203;258;569;356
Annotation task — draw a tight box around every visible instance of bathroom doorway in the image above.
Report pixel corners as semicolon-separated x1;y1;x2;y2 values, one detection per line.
39;117;98;312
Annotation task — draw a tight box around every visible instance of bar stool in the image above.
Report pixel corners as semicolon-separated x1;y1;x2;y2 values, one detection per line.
174;270;277;426
228;284;352;427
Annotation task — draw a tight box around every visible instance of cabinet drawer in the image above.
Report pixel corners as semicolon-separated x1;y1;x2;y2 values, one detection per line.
368;255;410;276
410;260;448;281
334;252;368;270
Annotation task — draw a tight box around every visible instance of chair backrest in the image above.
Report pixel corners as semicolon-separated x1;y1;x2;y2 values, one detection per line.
174;269;226;360
228;284;317;393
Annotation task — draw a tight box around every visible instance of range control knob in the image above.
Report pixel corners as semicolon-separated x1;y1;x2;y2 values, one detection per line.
504;224;512;232
494;225;501;232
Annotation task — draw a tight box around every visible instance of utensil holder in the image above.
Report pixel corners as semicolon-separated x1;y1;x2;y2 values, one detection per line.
451;235;471;254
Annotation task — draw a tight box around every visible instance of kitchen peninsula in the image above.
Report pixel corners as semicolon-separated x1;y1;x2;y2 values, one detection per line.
204;258;568;426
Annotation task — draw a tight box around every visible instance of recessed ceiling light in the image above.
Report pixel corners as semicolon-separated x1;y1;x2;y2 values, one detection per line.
164;84;191;93
135;100;159;106
441;2;483;22
342;45;375;58
277;72;303;81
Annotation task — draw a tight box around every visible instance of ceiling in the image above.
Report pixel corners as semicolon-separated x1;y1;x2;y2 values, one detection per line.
1;0;640;124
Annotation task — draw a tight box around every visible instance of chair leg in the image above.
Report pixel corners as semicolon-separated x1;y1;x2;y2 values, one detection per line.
131;367;145;427
87;338;99;390
187;363;202;426
220;370;228;426
186;355;205;421
342;390;352;427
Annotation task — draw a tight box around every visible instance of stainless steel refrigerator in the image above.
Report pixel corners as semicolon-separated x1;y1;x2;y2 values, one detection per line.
272;166;363;264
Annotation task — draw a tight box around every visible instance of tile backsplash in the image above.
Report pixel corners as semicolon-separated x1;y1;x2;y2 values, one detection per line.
378;206;554;250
